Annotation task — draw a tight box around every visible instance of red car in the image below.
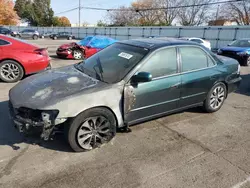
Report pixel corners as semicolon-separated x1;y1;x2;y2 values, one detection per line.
56;36;117;60
0;35;51;83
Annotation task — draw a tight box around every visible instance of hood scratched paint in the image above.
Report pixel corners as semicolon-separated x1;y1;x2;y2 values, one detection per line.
9;65;104;109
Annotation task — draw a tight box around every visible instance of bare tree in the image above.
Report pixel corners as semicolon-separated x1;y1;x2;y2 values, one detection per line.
221;0;250;25
157;0;183;25
177;0;214;26
107;6;137;26
131;0;163;25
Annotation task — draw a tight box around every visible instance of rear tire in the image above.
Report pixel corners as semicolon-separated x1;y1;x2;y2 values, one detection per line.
0;60;24;83
53;36;57;40
203;82;227;113
65;108;117;152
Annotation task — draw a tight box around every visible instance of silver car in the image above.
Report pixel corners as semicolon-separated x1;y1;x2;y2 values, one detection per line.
18;29;40;40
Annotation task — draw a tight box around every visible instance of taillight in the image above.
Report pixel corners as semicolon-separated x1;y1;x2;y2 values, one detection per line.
34;48;48;56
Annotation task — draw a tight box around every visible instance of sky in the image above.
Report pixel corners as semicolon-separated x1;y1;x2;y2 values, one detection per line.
51;0;132;25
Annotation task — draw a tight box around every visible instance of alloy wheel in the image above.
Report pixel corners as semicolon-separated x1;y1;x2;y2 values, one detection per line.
77;116;112;150
73;51;82;59
0;63;20;82
210;86;225;110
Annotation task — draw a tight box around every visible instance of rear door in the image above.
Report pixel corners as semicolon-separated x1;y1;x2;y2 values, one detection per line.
125;47;181;124
178;46;217;107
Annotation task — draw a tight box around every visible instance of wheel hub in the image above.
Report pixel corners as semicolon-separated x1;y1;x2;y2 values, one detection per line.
77;116;112;150
210;86;225;110
0;63;20;81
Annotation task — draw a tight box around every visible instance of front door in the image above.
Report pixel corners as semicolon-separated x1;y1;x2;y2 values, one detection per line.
178;46;218;107
125;47;181;124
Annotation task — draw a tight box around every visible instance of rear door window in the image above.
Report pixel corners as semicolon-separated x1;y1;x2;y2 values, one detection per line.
139;47;178;78
179;47;213;72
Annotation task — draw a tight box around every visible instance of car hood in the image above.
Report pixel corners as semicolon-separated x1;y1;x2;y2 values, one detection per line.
220;46;250;52
9;65;105;109
59;42;78;49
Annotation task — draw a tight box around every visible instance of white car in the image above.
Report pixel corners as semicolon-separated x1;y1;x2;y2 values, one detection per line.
181;37;211;50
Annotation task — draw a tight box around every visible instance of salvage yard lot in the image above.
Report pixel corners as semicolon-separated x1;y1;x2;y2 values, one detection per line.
0;39;250;188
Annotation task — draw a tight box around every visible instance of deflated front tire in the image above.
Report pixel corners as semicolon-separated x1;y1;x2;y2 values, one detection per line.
65;108;117;152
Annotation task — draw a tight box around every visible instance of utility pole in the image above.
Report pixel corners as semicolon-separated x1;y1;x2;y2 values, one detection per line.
79;0;81;27
215;5;220;20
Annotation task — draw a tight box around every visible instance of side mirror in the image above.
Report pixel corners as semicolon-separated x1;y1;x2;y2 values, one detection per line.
131;72;152;83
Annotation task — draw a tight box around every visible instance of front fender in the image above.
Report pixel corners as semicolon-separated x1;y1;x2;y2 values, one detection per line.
44;86;125;127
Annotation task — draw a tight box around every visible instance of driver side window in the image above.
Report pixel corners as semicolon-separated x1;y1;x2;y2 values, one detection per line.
139;47;177;78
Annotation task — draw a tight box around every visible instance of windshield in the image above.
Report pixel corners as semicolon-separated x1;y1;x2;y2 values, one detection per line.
75;43;149;83
229;40;250;47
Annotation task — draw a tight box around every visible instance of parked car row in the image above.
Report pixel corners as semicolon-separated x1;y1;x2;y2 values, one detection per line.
0;26;75;40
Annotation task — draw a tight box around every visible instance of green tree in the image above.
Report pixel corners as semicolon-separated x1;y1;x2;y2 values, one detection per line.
97;20;108;27
52;16;71;27
14;0;54;26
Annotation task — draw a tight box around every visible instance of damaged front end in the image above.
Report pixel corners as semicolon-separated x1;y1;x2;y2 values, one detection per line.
9;101;66;140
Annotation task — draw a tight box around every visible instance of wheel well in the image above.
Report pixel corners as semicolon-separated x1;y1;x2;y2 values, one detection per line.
0;59;25;75
73;106;119;128
221;81;229;98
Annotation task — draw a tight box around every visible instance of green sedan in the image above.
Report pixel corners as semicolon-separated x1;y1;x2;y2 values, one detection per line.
9;38;241;152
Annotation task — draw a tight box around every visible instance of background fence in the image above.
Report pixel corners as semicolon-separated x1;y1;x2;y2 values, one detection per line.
5;25;250;49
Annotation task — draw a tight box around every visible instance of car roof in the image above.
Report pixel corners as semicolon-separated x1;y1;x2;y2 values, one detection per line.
120;38;200;50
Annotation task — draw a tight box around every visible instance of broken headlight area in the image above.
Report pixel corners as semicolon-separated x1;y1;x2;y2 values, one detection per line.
9;102;62;140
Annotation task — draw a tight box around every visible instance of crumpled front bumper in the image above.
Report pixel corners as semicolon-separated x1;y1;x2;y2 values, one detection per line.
8;101;66;140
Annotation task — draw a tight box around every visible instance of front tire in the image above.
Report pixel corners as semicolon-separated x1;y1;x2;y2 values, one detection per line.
53;36;57;40
68;36;72;40
203;82;227;113
66;108;117;152
0;60;24;83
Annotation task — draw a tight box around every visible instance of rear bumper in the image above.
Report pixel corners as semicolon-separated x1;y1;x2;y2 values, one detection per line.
227;77;242;93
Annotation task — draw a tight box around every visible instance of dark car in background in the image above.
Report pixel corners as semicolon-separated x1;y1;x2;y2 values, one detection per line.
50;32;75;40
9;38;241;152
18;29;40;40
217;39;250;66
0;26;18;37
40;31;55;39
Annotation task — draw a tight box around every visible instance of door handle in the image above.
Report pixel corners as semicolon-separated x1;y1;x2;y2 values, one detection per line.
170;83;181;89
